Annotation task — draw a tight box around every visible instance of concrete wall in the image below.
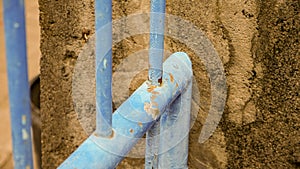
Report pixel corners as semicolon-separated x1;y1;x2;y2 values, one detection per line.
39;0;299;168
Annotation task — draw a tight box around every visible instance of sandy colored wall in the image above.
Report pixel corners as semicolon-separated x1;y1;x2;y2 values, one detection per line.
39;0;299;168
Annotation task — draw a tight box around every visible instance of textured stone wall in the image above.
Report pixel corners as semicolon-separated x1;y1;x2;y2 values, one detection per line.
40;0;299;168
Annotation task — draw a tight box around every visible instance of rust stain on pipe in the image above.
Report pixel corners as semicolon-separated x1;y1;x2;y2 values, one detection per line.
150;94;157;100
151;101;158;107
138;122;143;127
144;102;160;120
144;102;151;113
151;91;159;95
94;129;115;139
169;73;174;83
147;85;157;92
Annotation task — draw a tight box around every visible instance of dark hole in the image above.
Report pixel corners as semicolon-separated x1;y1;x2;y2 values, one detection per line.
30;76;40;109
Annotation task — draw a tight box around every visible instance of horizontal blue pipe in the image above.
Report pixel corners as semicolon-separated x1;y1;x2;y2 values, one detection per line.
58;52;192;169
148;0;166;85
3;0;34;168
95;0;113;137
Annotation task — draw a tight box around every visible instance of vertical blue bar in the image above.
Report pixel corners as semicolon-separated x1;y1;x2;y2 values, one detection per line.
148;0;166;85
3;0;34;168
146;0;166;168
145;120;160;168
158;83;192;169
95;0;113;137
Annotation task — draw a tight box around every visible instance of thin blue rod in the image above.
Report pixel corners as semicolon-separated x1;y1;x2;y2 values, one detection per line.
95;0;113;137
146;0;166;168
145;120;160;168
148;0;166;85
3;0;34;168
58;52;192;169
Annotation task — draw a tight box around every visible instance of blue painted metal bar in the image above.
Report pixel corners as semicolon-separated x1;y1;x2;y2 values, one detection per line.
95;0;113;137
3;0;34;168
146;1;166;168
158;82;192;169
148;0;166;85
58;52;193;169
145;119;160;169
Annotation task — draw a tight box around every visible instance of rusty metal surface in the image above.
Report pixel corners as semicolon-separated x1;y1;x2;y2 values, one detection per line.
58;52;192;169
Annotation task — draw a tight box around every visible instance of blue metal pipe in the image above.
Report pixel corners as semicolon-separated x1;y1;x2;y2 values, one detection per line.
145;120;160;169
158;83;192;169
146;1;166;168
148;0;166;85
95;0;113;137
3;0;34;168
58;52;193;169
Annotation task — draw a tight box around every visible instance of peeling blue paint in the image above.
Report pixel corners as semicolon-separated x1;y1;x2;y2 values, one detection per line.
58;52;192;169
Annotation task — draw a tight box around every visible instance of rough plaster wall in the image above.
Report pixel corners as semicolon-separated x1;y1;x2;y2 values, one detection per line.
40;0;299;168
39;0;94;168
166;0;259;168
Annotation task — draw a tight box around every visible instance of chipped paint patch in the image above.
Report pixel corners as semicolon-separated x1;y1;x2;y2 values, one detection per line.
151;91;159;95
151;101;158;107
94;129;115;139
103;59;107;69
22;129;29;140
169;73;174;83
145;81;161;119
108;129;115;139
144;102;160;119
129;129;134;133
22;115;26;125
147;85;156;92
150;94;157;100
138;122;143;127
151;108;159;119
14;22;20;28
144;102;151;113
